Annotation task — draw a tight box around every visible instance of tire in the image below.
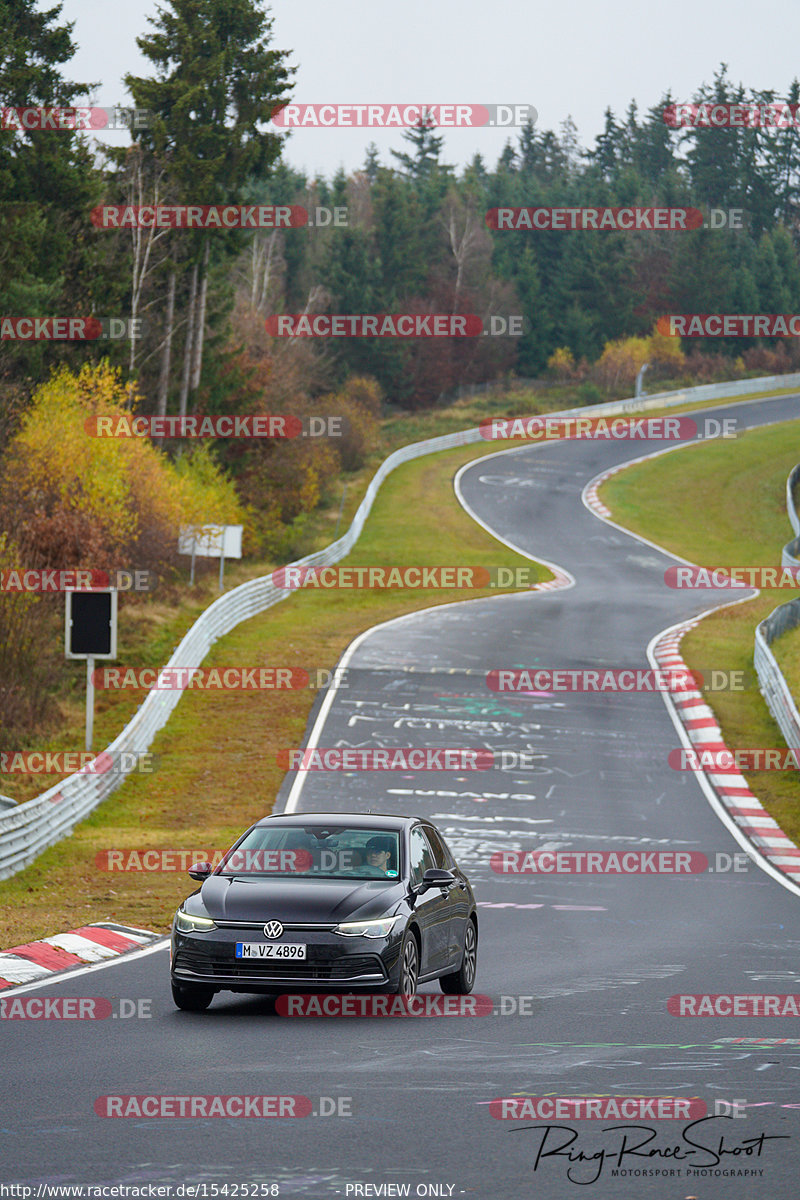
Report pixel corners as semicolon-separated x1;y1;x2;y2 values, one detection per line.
439;919;477;994
388;930;419;995
171;980;215;1011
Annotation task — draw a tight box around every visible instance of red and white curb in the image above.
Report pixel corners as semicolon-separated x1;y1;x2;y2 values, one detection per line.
530;564;573;592
585;450;800;884
584;453;665;521
655;622;800;878
584;472;618;519
0;922;160;990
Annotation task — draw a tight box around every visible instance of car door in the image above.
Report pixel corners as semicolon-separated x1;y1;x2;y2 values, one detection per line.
423;824;469;967
408;825;450;975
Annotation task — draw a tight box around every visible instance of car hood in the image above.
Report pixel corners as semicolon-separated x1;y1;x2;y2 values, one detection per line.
199;874;404;923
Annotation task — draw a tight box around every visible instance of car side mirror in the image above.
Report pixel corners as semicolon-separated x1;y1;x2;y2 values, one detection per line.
417;868;456;893
188;860;213;881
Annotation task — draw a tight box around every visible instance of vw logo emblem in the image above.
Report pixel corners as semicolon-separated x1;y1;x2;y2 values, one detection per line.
263;921;284;939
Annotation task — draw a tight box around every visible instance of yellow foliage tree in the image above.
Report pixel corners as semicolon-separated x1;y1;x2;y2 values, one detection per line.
0;362;243;573
647;328;686;371
594;336;651;391
547;347;576;380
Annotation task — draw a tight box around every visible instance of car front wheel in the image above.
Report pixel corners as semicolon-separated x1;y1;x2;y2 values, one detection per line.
439;919;477;994
388;931;419;995
171;981;215;1011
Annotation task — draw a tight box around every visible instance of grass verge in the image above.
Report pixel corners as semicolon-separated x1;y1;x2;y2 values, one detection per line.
598;420;800;845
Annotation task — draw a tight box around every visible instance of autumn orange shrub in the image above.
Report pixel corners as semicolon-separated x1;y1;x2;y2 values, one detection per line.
325;376;382;471
0;361;243;576
592;327;687;393
547;346;577;380
0;362;246;742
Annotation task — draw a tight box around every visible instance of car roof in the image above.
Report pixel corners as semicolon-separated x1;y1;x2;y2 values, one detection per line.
254;812;419;831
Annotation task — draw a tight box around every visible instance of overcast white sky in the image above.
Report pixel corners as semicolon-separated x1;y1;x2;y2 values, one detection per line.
59;0;800;179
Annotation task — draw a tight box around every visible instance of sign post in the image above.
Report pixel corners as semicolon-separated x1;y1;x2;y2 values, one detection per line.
85;657;95;752
635;362;650;398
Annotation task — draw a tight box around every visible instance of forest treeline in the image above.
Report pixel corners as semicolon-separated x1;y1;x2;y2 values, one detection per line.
3;1;800;418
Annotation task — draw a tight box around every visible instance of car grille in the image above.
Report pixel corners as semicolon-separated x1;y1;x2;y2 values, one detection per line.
175;950;384;981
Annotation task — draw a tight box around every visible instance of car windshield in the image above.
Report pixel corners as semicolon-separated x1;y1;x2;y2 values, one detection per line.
217;825;401;880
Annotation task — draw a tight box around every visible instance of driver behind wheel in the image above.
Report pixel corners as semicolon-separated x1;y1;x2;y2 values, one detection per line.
364;836;393;874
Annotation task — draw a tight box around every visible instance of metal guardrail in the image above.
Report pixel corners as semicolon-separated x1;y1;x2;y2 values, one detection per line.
755;601;800;768
782;464;800;567
2;370;800;880
787;464;800;536
754;463;800;763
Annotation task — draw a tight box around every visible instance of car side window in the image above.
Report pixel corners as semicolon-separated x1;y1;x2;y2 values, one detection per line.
423;826;454;869
409;827;435;886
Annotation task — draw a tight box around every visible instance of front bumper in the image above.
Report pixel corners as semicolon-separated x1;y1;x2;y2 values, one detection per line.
171;922;399;993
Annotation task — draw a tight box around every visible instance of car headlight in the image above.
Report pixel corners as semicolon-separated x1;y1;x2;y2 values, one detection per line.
175;908;217;932
334;916;400;938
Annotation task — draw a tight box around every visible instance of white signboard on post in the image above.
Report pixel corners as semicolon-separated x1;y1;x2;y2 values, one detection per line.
179;524;243;589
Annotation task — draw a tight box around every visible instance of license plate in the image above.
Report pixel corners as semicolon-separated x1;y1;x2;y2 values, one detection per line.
235;942;307;960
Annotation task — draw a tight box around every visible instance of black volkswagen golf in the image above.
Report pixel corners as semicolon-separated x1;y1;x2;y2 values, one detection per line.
170;813;478;1010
